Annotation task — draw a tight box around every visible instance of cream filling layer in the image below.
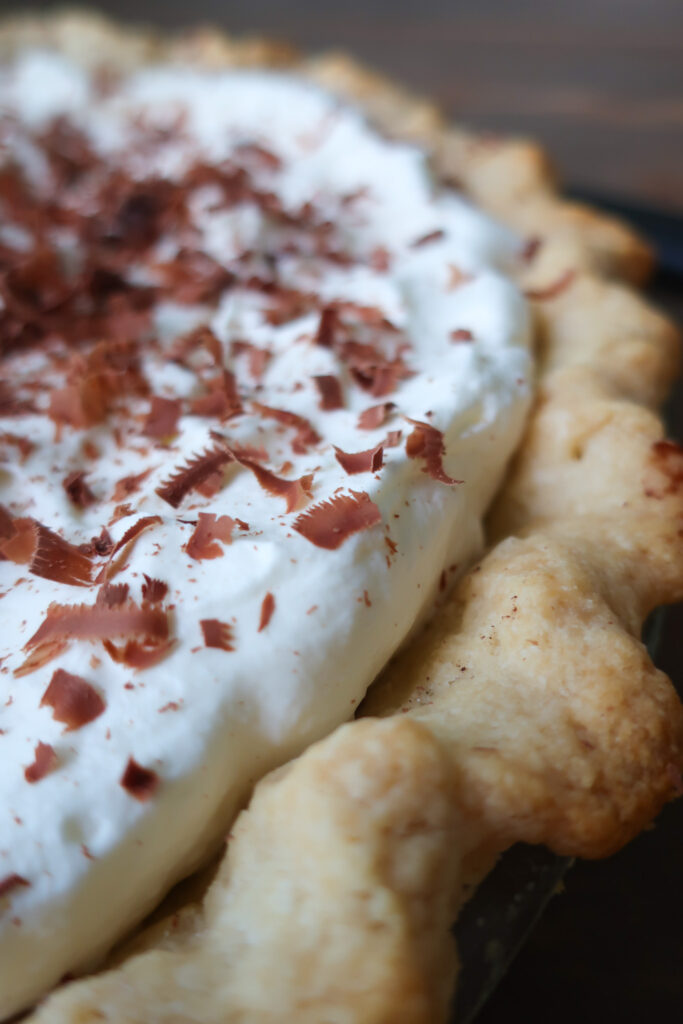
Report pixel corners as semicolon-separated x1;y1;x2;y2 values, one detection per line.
0;53;532;1017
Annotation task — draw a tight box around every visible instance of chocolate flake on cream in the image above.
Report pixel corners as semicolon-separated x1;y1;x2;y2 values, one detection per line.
24;742;59;783
0;875;30;901
333;443;384;476
357;403;396;430
103;637;176;670
232;455;314;514
293;491;382;550
141;576;169;603
26;602;169;653
111;470;153;503
96;582;130;607
40;669;106;731
450;328;474;343
200;619;236;651
142;397;182;440
313;375;344;411
156;444;235;508
120;757;159;802
252;403;321;454
63;471;97;509
185;513;235;560
258;592;275;632
405;420;462;486
29;523;94;587
314;306;339;348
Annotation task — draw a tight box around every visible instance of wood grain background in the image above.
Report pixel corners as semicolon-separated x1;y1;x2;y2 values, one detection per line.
1;3;681;1022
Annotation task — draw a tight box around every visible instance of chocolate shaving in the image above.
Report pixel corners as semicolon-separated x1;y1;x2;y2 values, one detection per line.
340;341;412;399
370;247;391;272
185;513;235;560
231;339;271;379
405;420;462;486
357;403;396;430
112;469;152;503
104;638;175;670
158;249;233;304
26;600;169;652
0;875;30;899
0;517;34;563
120;757;159;801
190;391;231;419
200;619;235;651
0;504;14;546
1;249;73;320
293;490;382;550
333;301;399;331
190;370;242;420
141;575;168;603
111;515;162;558
104;184;168;250
80;527;114;558
0;432;34;462
450;328;474;343
24;742;59;783
172;325;223;369
156;443;234;508
313;374;344;411
143;397;182;439
333;444;384;475
0;519;83;580
63;471;96;508
252;403;320;454
30;523;94;586
233;142;282;170
258;592;275;632
314;306;339;348
48;382;104;432
40;117;98;187
13;640;68;678
234;455;313;513
255;281;318;326
411;229;445;248
40;668;106;731
447;265;474;290
96;582;130;607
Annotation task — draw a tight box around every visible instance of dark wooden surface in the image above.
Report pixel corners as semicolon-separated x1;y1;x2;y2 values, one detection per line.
2;3;682;1021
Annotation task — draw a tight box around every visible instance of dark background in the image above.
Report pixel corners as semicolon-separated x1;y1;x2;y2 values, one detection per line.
2;2;681;1021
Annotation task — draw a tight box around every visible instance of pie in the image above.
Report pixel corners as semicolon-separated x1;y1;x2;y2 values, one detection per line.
0;12;681;1024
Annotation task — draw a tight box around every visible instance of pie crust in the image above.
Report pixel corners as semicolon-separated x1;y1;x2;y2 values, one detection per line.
0;11;680;1023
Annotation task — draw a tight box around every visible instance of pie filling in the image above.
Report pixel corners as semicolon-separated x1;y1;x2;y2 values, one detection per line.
0;51;532;1017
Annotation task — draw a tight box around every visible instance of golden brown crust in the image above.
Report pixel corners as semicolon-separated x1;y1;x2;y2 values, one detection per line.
3;9;679;1024
363;522;683;858
31;719;472;1024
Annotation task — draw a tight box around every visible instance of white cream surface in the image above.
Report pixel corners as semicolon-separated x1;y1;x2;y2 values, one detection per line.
0;53;532;1018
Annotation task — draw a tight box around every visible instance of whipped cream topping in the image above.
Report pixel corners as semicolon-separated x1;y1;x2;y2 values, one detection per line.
0;52;532;1017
